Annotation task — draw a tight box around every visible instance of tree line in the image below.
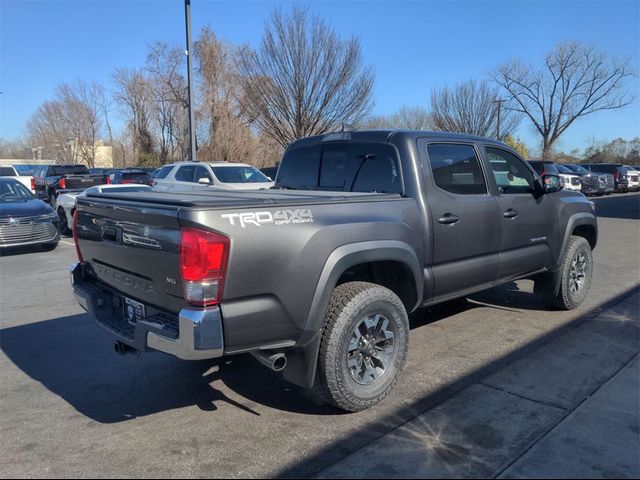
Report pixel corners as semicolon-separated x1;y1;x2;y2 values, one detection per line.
1;6;635;167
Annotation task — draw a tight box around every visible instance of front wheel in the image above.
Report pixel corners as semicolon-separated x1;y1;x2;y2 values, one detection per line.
58;208;70;235
314;281;409;412
552;236;593;310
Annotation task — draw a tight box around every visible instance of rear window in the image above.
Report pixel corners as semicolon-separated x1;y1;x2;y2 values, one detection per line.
528;161;544;175
122;172;151;181
155;165;174;180
276;142;403;193
50;165;89;175
0;167;17;176
212;166;271;184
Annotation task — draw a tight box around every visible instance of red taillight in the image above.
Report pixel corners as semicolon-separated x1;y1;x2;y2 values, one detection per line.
30;177;35;191
59;178;66;190
121;179;135;184
72;211;83;262
105;176;111;184
614;172;619;180
180;228;230;307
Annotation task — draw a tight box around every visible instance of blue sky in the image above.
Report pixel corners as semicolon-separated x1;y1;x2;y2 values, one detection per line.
1;0;639;153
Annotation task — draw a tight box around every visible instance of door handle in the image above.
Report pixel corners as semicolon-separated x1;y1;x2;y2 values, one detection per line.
503;208;519;219
438;213;461;225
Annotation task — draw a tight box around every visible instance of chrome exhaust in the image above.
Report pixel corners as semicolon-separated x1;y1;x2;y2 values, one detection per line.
251;350;287;372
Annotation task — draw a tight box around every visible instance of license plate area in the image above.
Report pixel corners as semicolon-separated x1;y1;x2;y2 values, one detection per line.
123;296;146;325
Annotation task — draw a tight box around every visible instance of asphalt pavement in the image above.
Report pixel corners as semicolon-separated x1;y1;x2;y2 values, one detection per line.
1;193;638;478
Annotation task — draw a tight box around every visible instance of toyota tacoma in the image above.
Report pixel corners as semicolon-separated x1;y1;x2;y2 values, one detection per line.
70;130;597;412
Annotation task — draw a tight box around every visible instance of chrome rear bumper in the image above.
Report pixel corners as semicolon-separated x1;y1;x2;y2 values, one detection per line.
71;262;224;360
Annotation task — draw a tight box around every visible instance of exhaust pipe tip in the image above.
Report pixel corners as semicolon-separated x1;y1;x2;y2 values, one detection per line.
251;350;287;372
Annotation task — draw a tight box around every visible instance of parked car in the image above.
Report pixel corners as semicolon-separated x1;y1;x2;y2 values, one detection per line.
622;166;640;192
0;165;35;193
562;164;613;196
555;164;582;192
55;184;153;235
528;160;561;179
582;164;629;193
153;162;274;192
70;130;597;412
108;169;154;186
32;165;108;203
0;177;59;249
260;166;278;180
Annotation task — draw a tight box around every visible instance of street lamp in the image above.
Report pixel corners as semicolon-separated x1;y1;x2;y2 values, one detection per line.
492;98;507;140
185;0;197;162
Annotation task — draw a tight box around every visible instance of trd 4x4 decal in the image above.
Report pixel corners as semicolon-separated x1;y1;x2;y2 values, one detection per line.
221;209;314;228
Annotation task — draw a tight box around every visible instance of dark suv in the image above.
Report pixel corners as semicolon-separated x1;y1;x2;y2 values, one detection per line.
582;164;629;193
563;164;613;196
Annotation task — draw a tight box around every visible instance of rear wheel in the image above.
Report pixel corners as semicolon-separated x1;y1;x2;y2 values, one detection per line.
314;282;409;412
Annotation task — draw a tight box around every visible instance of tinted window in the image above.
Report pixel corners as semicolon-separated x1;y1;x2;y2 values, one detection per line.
427;143;486;195
277;142;402;193
528;161;544;175
319;150;349;188
175;166;196;182
565;164;589;175
485;147;534;194
194;166;212;183
122;172;151;181
277;149;321;190
0;167;17;176
155;165;173;179
50;165;89;175
556;164;573;174
544;163;560;175
212;166;270;183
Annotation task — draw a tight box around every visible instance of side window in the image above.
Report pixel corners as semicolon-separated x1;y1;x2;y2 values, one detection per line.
426;143;487;195
486;147;535;194
194;166;212;183
155;165;173;180
175;166;196;182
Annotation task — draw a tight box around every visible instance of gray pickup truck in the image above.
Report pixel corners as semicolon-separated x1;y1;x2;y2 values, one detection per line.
70;130;597;411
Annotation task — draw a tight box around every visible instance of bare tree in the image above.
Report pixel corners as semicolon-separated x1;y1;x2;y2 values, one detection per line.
493;42;635;156
195;27;254;162
25;80;105;165
364;105;432;130
146;42;189;162
237;7;375;148
0;138;30;159
430;79;520;140
112;68;155;160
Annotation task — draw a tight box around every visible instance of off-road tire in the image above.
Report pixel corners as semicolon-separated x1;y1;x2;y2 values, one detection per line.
551;235;593;310
58;208;71;235
314;281;409;412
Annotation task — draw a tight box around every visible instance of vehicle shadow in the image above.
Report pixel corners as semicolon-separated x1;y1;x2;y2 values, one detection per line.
592;193;640;220
1;283;636;427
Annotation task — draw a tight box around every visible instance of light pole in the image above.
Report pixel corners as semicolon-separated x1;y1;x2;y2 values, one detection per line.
185;0;197;162
493;98;507;140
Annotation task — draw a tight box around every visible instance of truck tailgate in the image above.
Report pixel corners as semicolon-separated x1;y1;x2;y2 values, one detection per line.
64;174;107;189
76;198;185;313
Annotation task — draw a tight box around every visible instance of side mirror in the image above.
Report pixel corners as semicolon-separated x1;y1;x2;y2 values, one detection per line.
198;177;212;185
541;174;563;193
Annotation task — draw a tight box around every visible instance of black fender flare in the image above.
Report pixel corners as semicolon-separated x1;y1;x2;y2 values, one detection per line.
535;212;598;296
283;240;422;388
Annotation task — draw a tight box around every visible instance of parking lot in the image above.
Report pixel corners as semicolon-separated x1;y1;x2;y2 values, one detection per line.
1;193;638;478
